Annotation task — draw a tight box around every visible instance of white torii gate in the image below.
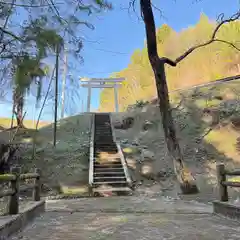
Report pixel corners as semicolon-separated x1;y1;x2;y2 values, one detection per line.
80;77;124;112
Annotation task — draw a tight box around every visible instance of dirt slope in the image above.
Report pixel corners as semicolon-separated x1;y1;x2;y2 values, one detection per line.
111;101;240;203
0;113;92;196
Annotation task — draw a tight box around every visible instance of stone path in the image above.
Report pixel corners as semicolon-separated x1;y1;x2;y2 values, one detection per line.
9;196;240;240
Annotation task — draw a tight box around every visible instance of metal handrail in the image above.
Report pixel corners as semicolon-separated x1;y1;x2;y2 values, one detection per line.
89;113;95;186
109;113;132;187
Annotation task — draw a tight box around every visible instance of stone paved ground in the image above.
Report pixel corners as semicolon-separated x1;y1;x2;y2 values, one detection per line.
9;197;240;240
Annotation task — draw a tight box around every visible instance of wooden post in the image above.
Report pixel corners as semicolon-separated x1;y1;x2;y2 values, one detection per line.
53;43;60;147
216;163;228;202
8;167;20;215
33;168;41;201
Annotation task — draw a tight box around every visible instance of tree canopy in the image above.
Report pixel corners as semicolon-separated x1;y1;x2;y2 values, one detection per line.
99;15;240;112
0;0;112;125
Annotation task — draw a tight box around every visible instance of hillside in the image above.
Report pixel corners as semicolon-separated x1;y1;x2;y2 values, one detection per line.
110;80;240;202
0;118;50;130
0;114;92;197
97;15;240;201
99;14;240;112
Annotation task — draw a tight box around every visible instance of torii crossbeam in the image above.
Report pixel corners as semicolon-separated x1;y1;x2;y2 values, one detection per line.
80;77;124;112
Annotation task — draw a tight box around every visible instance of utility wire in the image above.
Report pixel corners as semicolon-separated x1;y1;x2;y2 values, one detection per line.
169;74;240;94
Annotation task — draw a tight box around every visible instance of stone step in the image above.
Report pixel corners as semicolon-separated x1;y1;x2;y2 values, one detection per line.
94;172;125;176
94;167;124;172
92;187;132;196
94;161;122;166
94;176;126;182
93;181;128;186
91;113;130;196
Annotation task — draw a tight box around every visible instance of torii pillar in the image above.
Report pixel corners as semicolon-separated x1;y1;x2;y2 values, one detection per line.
80;77;124;112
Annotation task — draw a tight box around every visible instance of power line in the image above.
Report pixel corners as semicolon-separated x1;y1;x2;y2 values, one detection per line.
169;74;240;94
87;47;129;55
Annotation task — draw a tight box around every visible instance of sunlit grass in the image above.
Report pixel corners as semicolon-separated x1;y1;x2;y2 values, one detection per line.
195;99;221;109
0;117;49;129
110;216;128;223
228;176;240;183
0;114;92;197
204;128;239;161
60;185;89;194
122;147;140;154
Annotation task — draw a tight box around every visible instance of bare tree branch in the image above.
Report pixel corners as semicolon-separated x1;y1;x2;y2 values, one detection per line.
171;97;184;111
150;2;167;21
212;11;240;39
0;1;62;8
0;27;23;42
162;10;240;67
128;0;143;21
0;0;15;43
195;127;214;143
214;39;240;51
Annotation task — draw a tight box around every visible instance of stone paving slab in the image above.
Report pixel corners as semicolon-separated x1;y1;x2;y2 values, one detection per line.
8;196;240;240
0;201;45;238
9;211;240;240
45;196;213;214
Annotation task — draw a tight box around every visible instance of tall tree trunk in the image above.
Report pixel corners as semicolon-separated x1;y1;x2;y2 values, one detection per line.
140;0;198;194
16;95;24;127
13;88;25;128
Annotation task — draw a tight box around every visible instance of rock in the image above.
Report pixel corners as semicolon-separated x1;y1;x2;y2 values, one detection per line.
122;117;134;129
202;107;220;126
140;162;155;179
156;169;173;180
132;139;139;146
141;106;148;112
138;180;143;185
36;147;44;153
113;117;134;130
41;183;52;192
142;120;154;131
127;104;135;112
223;88;236;100
113;120;122;129
121;139;128;144
150;97;159;105
141;149;155;162
213;95;223;101
230;116;240;130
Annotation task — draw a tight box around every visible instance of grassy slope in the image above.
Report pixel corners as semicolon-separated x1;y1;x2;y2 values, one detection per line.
0;118;50;129
0;114;92;196
111;81;240;202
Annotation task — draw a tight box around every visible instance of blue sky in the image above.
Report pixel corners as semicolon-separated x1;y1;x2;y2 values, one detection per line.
0;0;239;121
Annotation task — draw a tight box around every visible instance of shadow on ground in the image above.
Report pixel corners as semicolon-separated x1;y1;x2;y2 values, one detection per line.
111;82;240;203
0;114;92;197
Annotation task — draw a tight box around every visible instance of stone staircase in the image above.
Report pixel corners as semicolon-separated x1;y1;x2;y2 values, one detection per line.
89;113;131;196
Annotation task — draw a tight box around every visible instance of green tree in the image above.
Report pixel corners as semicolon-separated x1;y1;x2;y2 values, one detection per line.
100;15;240;111
11;19;64;127
100;2;240;194
0;0;112;126
139;0;240;194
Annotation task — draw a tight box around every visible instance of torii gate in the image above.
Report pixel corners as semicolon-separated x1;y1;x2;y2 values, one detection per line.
80;77;124;112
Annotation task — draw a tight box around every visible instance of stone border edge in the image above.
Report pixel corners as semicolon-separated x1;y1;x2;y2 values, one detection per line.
213;200;240;220
0;200;45;238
